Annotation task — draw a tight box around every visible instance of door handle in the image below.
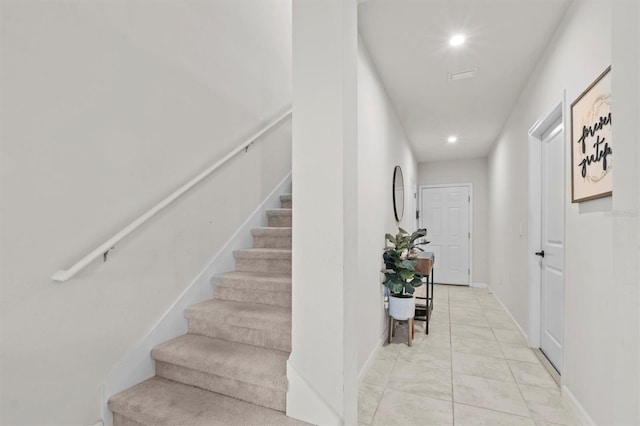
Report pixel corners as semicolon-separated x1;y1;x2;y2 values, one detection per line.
535;250;545;258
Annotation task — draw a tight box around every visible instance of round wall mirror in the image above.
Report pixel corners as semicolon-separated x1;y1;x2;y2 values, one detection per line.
392;166;404;221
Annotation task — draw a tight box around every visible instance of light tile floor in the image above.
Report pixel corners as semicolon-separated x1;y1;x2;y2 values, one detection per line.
359;285;581;426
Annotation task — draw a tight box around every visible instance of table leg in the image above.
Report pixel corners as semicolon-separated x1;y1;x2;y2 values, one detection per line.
410;319;414;340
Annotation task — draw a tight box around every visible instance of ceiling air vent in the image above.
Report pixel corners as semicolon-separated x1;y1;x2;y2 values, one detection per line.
448;68;477;81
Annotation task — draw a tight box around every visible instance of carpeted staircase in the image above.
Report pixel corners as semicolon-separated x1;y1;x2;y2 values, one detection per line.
108;194;305;426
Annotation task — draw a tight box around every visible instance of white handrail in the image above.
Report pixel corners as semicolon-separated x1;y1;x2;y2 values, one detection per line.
52;109;292;282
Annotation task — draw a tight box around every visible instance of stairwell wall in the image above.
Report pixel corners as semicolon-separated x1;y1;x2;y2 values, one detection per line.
0;2;292;425
357;38;418;379
487;1;639;424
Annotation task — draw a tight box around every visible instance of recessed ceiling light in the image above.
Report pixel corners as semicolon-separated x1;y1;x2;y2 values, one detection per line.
449;34;466;47
447;136;458;143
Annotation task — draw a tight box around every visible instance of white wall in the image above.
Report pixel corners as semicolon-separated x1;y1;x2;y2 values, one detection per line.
488;1;639;424
417;158;489;284
357;38;418;378
489;0;611;333
0;1;292;425
609;0;639;423
289;1;358;424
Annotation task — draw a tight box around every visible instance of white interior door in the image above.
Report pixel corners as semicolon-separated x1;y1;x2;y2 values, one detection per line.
419;186;470;285
539;120;565;372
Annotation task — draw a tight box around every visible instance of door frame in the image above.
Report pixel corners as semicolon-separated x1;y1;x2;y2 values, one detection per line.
418;183;473;286
527;93;567;376
411;182;418;231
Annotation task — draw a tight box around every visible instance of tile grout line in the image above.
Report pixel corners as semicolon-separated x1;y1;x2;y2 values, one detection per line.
367;318;400;425
454;401;538;421
486;290;537;422
532;348;561;385
483;288;578;424
368;386;385;426
465;287;537;421
447;286;456;425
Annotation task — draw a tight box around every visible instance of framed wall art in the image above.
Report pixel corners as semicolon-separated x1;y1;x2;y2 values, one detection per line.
571;66;612;203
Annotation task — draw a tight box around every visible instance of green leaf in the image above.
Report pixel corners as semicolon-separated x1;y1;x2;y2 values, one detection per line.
399;269;414;280
410;278;423;287
403;282;416;294
389;283;403;294
398;260;416;271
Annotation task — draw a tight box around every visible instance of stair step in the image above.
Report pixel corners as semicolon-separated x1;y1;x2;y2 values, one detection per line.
217;271;292;291
267;209;292;227
234;248;291;274
152;334;288;411
108;377;307;426
113;413;144;426
280;194;292;209
252;227;292;249
186;299;291;351
216;285;291;308
215;271;291;307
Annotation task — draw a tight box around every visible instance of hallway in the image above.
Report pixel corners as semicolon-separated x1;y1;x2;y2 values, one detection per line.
359;285;580;425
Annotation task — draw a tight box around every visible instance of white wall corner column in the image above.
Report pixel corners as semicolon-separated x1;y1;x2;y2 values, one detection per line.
609;1;640;424
289;1;359;425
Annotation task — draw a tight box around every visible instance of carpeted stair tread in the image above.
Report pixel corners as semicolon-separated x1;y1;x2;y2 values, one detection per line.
216;271;292;291
108;377;308;426
186;299;291;351
280;194;292;208
186;299;290;332
266;209;292;227
251;227;292;249
215;286;291;307
152;334;288;391
251;227;292;235
233;248;292;274
266;208;292;215
234;248;292;259
112;413;144;426
215;272;291;307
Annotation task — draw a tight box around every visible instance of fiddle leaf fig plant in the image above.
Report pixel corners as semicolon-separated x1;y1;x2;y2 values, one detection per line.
382;228;430;295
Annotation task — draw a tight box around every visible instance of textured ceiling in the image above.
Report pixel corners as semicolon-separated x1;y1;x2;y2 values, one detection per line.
358;0;571;162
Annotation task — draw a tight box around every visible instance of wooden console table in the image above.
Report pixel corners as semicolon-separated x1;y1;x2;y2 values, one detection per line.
414;252;435;334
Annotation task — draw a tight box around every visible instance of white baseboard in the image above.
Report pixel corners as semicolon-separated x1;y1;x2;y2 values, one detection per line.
100;172;292;426
487;285;529;342
471;282;488;288
357;330;387;386
562;385;596;426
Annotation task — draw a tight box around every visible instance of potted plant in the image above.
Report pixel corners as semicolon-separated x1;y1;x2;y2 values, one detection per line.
382;228;429;320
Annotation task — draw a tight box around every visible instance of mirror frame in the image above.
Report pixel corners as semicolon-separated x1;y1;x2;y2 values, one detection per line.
392;165;404;222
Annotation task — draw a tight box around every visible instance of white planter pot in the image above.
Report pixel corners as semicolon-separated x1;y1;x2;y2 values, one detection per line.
388;295;415;320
